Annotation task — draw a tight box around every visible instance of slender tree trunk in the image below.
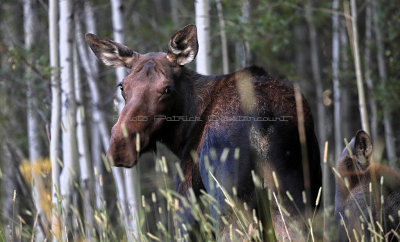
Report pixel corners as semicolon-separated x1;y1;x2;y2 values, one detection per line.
85;2;106;211
241;0;251;68
324;0;340;237
195;0;211;74
372;0;397;165
123;169;139;240
49;0;62;240
73;44;94;240
332;0;341;159
78;2;107;213
91;125;104;208
110;0;139;240
236;0;251;69
215;0;229;74
23;0;48;239
339;21;351;139
59;0;77;237
364;0;378;142
74;3;110;238
306;1;327;147
345;0;370;134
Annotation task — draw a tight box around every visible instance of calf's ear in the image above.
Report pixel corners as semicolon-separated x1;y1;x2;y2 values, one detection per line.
85;33;138;68
354;130;373;165
167;24;198;65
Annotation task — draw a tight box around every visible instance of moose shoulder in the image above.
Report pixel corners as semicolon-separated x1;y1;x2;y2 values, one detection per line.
86;24;322;239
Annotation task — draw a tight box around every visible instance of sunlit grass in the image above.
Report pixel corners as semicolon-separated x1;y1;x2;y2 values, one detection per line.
3;149;399;241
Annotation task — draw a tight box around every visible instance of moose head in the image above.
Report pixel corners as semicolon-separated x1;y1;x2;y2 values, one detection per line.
338;130;373;174
85;25;198;167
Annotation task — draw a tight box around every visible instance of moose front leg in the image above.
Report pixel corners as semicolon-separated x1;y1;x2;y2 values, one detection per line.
198;123;258;239
174;157;209;240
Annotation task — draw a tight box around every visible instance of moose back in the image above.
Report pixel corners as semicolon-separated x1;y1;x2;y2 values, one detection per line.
86;24;322;239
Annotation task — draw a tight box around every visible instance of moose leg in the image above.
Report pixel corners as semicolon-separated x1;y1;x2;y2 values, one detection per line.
174;159;207;240
199;123;257;239
251;123;320;240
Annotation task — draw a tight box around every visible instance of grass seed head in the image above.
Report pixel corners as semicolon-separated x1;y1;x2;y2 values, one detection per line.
286;191;294;202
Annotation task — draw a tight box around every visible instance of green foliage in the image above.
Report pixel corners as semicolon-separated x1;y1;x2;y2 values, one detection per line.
7;47;54;83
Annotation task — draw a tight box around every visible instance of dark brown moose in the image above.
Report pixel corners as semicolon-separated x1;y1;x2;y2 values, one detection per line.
86;24;322;240
335;130;400;241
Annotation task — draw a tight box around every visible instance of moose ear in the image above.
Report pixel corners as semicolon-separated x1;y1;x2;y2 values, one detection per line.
354;130;373;164
85;33;138;68
167;24;198;65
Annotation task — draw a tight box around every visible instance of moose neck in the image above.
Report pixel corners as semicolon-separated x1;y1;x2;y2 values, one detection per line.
159;67;226;160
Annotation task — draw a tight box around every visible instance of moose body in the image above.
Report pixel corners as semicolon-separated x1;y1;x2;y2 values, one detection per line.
335;130;400;241
86;25;322;239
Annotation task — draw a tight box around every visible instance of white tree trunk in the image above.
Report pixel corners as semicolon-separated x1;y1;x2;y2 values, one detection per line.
364;0;378;142
306;1;327;147
111;0;140;240
123;169;139;240
195;0;211;74
73;44;94;240
111;0;126;115
59;0;77;237
332;0;341;159
239;0;251;68
346;0;370;134
23;0;48;239
91;125;104;208
372;0;397;165
235;0;251;69
49;0;61;239
75;3;107;216
215;0;229;74
324;0;340;236
75;5;113;237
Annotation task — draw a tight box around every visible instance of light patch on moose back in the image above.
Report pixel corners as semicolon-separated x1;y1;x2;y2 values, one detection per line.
235;71;257;113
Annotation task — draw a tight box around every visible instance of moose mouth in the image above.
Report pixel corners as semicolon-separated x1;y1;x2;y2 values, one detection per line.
106;144;139;168
114;160;137;168
106;136;155;168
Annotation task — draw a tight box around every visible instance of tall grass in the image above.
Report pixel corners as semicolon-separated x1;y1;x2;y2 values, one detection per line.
2;142;399;241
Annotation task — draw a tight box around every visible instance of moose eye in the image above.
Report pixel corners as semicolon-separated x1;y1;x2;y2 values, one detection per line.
117;83;124;92
163;86;172;95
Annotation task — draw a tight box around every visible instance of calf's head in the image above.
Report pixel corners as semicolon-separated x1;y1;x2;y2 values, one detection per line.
85;25;198;167
336;132;400;241
337;130;373;175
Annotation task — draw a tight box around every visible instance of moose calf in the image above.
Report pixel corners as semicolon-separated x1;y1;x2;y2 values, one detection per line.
335;130;400;241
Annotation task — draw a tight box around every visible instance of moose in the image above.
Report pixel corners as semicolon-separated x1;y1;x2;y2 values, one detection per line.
86;25;322;239
335;130;400;241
